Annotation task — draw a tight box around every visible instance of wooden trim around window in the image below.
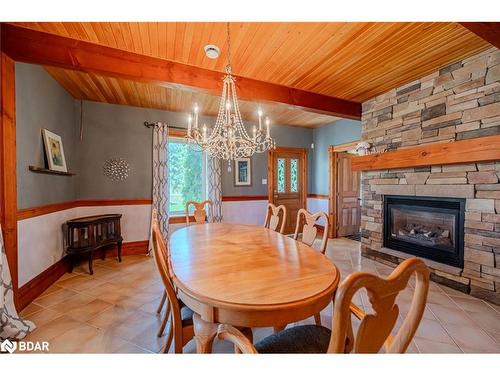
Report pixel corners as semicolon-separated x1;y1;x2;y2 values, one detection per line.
169;128;187;138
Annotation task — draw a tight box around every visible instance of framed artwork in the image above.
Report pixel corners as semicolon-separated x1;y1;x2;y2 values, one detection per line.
42;129;67;172
234;158;252;186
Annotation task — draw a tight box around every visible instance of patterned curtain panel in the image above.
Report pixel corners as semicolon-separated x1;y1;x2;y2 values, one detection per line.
149;123;169;254
1;225;35;340
207;156;223;222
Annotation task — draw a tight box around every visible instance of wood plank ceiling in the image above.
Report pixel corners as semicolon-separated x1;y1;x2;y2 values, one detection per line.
44;66;340;128
11;22;490;101
10;22;491;127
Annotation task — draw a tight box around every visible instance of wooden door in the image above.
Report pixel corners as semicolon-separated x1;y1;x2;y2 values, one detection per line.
335;152;361;237
269;147;307;234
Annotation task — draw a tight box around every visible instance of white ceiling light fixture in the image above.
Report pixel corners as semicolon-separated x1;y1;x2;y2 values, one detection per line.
204;44;220;59
187;23;275;172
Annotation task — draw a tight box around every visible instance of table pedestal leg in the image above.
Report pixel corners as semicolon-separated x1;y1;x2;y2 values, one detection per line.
193;313;218;354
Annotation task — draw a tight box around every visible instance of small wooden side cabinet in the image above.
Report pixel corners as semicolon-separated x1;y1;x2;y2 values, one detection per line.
65;214;123;274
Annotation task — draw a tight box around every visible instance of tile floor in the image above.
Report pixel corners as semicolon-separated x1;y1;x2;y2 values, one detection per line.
20;237;500;353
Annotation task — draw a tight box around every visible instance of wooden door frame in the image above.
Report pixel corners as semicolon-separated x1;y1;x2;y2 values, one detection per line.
1;45;19;307
268;147;308;210
328;141;359;238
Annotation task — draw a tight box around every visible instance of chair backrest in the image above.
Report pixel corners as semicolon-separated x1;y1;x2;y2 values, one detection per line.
185;200;214;225
328;257;430;353
293;208;329;254
151;216;183;333
263;203;287;234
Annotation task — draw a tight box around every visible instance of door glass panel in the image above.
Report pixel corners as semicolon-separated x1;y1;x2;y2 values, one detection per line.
290;159;298;192
277;158;285;193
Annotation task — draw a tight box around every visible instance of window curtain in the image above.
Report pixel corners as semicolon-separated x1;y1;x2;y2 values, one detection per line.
149;123;169;255
1;225;35;340
207;156;223;222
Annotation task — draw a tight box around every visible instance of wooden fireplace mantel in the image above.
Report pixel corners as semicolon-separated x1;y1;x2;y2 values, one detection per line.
351;134;500;171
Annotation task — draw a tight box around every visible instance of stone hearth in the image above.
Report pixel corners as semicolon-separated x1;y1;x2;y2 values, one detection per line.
360;47;500;305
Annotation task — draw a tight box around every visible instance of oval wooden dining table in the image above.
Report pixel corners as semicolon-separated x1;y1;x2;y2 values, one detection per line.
169;223;340;353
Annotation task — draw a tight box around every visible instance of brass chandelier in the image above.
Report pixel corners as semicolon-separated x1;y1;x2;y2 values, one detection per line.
186;23;275;171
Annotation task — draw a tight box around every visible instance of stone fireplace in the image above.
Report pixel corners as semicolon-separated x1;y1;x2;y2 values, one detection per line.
360;47;500;304
383;195;465;268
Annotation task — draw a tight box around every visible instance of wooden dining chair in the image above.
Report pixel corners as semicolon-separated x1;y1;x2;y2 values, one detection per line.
291;208;330;325
263;203;287;234
150;209;169;337
152;216;195;353
293;208;329;254
217;257;430;354
185;200;214;225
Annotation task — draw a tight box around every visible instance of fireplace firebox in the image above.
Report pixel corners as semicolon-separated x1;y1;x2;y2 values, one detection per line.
383;195;465;268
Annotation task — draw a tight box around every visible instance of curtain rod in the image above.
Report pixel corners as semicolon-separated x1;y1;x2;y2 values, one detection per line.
143;121;186;130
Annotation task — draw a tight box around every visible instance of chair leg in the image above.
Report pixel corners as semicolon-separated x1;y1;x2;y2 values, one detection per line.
234;327;253;353
157;290;167;315
314;313;322;326
157;300;171;337
162;319;174;353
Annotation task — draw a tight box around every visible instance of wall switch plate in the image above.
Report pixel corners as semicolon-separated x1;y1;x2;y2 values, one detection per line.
262;178;267;185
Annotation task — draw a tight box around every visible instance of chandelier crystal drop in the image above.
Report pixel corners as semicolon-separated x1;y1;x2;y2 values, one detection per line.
186;23;275;171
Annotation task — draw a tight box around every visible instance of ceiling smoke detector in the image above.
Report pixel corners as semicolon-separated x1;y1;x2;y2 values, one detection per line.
204;44;220;59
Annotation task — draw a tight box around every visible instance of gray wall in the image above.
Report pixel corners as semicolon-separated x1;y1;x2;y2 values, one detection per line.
221;125;314;196
16;63;78;209
16;64;321;206
311;119;361;195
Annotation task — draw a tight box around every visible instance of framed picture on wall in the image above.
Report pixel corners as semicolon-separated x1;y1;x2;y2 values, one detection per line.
42;128;68;172
234;158;252;186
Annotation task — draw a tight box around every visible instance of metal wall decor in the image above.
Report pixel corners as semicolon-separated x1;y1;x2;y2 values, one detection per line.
103;158;130;181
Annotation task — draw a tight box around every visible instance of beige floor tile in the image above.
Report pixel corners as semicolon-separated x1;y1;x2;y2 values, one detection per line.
50;293;96;313
22;307;63;327
20;241;500;354
25;315;82;342
414;337;462;353
444;322;500;353
414;318;455;344
65;299;114;322
86;305;137;329
34;288;77;308
20;302;44;317
427;303;477;326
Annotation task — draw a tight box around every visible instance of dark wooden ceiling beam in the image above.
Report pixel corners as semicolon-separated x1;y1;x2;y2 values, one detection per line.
459;22;500;49
0;24;361;120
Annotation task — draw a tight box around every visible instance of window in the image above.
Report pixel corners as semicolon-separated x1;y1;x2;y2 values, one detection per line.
168;137;206;215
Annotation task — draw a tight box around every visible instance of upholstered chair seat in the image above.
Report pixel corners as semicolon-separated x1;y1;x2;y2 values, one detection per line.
254;325;331;354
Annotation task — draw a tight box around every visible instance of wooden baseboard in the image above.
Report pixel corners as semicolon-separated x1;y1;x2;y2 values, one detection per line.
17;240;149;311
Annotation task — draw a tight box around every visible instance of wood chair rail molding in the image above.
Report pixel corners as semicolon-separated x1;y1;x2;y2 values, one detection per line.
351;135;500;171
16;199;154;220
0;24;361;120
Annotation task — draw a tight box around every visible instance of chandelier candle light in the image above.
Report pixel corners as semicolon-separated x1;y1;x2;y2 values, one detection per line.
186;23;275;172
